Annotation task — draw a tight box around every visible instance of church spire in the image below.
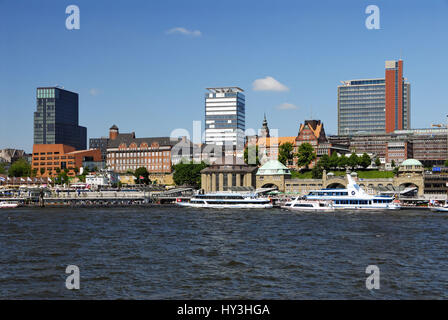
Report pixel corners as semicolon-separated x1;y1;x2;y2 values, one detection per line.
261;113;270;137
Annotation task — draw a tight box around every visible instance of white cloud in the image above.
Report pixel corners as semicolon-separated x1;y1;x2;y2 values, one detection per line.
276;103;298;110
252;76;289;92
166;27;202;37
89;88;100;96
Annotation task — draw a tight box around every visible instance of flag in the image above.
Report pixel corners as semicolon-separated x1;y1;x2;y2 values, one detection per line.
27;177;32;182
48;177;52;182
139;176;144;179
7;177;10;181
0;177;5;182
20;178;25;182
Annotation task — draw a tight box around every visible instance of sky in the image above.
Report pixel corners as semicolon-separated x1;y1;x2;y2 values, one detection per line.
1;0;448;152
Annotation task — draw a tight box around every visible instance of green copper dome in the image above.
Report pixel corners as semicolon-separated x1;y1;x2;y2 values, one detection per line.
400;159;423;167
256;160;291;175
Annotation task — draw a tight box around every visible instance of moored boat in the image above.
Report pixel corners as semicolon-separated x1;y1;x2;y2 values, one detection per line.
281;197;334;211
176;193;273;209
0;201;19;209
304;174;401;210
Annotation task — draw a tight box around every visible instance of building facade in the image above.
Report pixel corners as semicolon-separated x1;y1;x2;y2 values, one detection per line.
329;127;448;167
204;87;245;146
89;137;109;162
105;125;185;174
0;149;28;164
31;144;101;177
337;60;410;135
34;87;87;150
200;159;257;193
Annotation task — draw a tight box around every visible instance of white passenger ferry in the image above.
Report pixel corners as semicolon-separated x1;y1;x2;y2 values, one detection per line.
177;193;273;209
0;201;19;209
281;197;334;212
304;174;401;210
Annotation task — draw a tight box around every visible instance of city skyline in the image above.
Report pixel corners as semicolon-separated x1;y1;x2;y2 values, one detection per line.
1;0;448;152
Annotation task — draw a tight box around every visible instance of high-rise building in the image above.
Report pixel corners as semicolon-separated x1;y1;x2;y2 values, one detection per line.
33;87;87;150
204;87;245;146
337;60;410;135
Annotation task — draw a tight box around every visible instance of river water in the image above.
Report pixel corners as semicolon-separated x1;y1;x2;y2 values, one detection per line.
1;207;448;299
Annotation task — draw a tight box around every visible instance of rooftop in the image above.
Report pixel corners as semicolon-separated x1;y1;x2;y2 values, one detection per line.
256;160;291;175
400;159;423;167
206;87;244;93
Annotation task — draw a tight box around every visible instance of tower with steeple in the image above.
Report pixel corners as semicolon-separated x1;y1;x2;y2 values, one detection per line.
260;113;270;138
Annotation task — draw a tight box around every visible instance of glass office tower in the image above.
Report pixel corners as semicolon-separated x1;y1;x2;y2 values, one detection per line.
34;87;87;150
204;87;245;146
337;60;410;135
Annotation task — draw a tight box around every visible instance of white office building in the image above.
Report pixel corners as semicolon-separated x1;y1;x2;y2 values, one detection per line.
204;87;245;147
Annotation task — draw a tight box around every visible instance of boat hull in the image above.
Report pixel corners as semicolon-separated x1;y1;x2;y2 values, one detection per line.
177;202;273;209
430;207;448;212
0;203;19;209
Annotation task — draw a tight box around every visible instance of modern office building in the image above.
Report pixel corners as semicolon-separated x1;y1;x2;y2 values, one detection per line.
204;87;245;147
337;60;410;135
329;127;448;167
34;87;87;150
89;137;109;162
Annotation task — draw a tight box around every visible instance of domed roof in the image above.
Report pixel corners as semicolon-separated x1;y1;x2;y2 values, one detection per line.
400;159;423;167
110;124;118;130
256;160;291;175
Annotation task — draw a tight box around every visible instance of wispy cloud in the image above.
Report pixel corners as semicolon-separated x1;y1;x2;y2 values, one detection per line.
166;27;202;37
89;88;101;96
253;76;289;92
276;103;298;110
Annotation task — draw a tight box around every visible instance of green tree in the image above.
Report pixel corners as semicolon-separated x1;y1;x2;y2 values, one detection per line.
444;159;448;167
329;152;339;170
317;154;331;171
375;158;381;167
359;153;371;170
338;154;348;169
296;143;316;170
244;145;260;166
391;160;396;168
348;152;359;170
311;165;323;179
173;162;208;188
40;168;45;175
31;168;38;177
393;166;399;176
278;142;294;166
134;167;151;185
56;171;69;185
8;158;31;177
0;163;6;174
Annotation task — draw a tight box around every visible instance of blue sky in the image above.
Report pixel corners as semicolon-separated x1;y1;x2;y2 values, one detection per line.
1;0;448;152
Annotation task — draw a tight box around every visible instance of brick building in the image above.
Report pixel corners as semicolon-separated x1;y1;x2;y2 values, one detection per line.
31;144;101;177
105;125;187;173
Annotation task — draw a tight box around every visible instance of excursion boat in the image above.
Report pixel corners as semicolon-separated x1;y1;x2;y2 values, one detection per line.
176;193;273;209
430;205;448;212
0;201;19;209
428;200;448;212
304;174;401;210
281;197;334;211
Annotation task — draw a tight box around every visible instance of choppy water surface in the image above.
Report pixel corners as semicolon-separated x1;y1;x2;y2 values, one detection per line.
1;207;448;299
